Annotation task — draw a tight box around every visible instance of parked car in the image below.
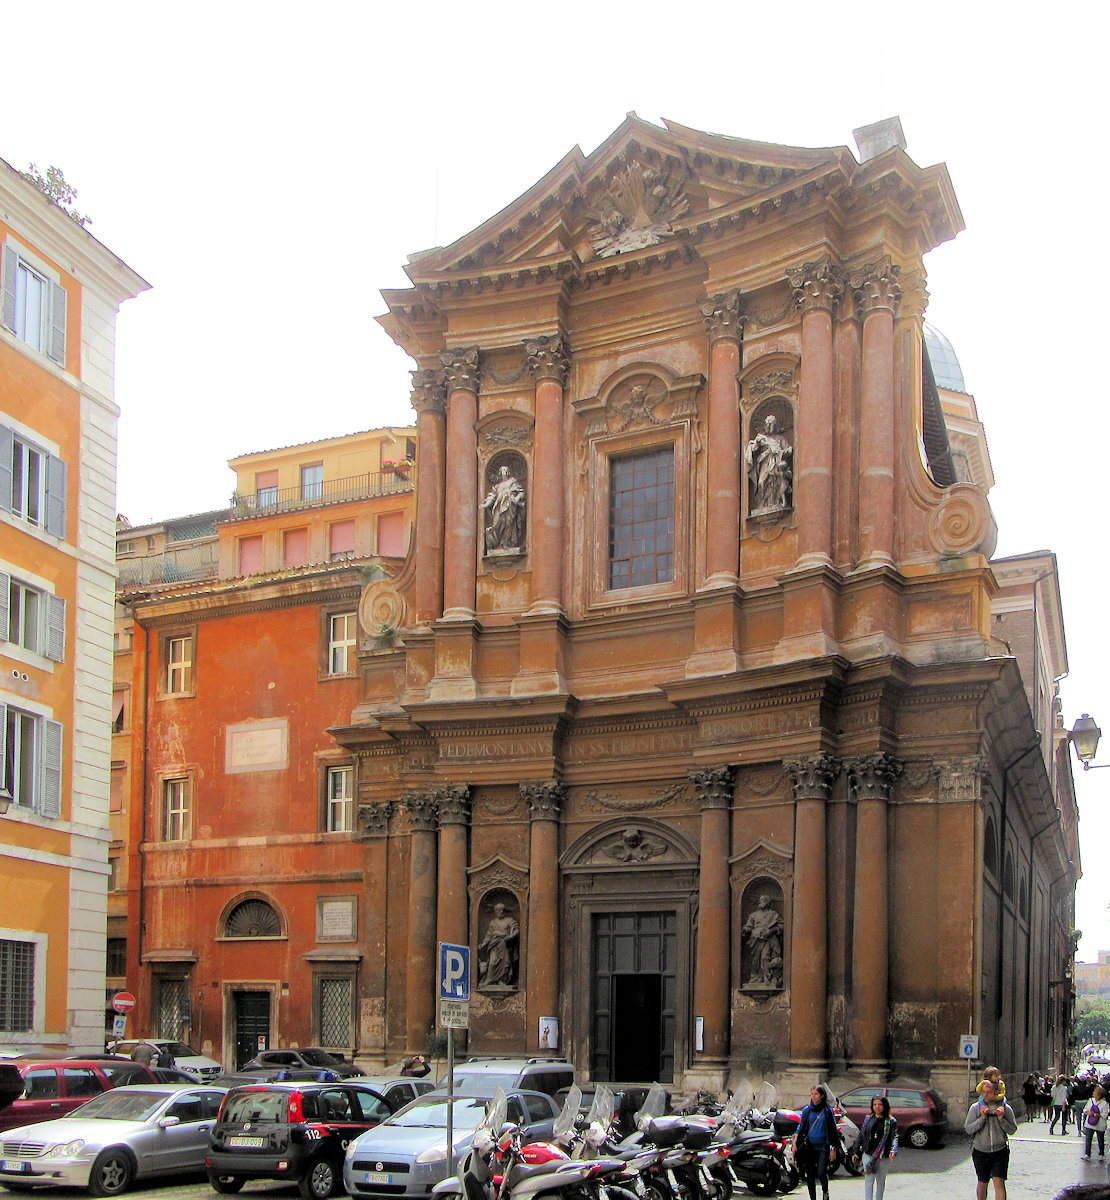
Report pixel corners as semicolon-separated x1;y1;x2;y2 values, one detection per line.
435;1056;575;1098
346;1076;436;1112
206;1078;394;1199
236;1049;360;1079
836;1084;948;1148
150;1068;200;1085
0;1061;160;1133
108;1042;221;1083
0;1083;227;1195
343;1088;559;1200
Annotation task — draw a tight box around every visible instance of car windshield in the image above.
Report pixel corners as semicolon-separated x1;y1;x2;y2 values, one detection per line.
67;1091;166;1121
386;1097;489;1129
300;1050;340;1067
448;1074;516;1093
163;1043;199;1057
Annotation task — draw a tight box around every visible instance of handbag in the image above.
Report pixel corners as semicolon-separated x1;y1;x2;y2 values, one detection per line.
860;1151;877;1174
1088;1104;1101;1127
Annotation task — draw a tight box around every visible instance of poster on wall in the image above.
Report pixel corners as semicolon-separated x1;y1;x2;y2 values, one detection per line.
539;1017;559;1050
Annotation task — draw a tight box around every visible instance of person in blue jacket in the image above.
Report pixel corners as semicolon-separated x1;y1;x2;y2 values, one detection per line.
792;1083;841;1200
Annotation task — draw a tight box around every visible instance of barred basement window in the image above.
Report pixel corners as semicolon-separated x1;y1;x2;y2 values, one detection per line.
225;898;281;939
0;939;34;1031
318;977;352;1048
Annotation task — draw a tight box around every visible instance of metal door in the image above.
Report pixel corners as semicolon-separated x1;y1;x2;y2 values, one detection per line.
232;991;271;1068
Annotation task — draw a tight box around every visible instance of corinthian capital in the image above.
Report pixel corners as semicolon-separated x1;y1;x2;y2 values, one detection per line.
846;753;903;802
521;780;566;821
700;290;744;343
851;256;902;316
404;791;439;832
524;335;569;385
434;783;472;826
689;765;735;810
897;268;929;321
787;258;847;315
357;802;392;840
783;753;840;801
410;368;446;415
933;756;991;803
440;347;481;394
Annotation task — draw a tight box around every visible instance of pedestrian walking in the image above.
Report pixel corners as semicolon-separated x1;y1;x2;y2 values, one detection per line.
1021;1074;1038;1122
1072;1073;1094;1134
792;1083;841;1200
1037;1076;1052;1121
849;1095;898;1200
129;1040;155;1066
1081;1085;1108;1160
1050;1075;1070;1134
965;1078;1017;1200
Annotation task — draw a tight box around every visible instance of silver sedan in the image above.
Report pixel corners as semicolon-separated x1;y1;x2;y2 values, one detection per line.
0;1084;227;1196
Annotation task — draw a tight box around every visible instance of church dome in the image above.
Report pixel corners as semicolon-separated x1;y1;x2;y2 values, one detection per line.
923;322;967;393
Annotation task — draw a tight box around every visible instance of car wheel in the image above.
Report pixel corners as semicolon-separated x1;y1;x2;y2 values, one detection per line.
907;1126;931;1150
298;1156;338;1200
89;1148;135;1197
209;1176;245;1194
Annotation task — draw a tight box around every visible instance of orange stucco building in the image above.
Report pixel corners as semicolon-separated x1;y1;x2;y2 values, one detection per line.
122;117;1078;1099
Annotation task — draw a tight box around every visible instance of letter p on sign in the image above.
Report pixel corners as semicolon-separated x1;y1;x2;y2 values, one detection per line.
439;942;470;1001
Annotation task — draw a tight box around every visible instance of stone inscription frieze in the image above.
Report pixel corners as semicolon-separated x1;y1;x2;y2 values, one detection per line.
566;729;697;763
440;737;551;762
701;706;817;745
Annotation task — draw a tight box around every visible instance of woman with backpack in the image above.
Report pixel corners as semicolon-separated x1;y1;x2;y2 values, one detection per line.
792;1083;842;1200
1082;1085;1107;1160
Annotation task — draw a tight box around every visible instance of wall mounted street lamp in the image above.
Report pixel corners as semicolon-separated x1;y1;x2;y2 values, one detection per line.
1069;714;1105;770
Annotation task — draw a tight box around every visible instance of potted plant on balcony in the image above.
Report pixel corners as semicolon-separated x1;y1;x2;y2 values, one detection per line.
382;458;413;477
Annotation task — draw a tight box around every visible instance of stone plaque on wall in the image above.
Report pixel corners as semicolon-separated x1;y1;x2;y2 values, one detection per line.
225;719;289;774
317;896;357;942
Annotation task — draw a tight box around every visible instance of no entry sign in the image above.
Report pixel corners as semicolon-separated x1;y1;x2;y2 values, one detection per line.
111;991;136;1014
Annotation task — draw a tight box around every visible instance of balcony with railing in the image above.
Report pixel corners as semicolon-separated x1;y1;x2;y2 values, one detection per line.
117;541;221;587
226;469;413;521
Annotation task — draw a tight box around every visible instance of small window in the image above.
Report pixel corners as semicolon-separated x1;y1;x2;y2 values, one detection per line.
328;612;357;675
608;447;674;589
107;938;126;977
301;463;323;501
1;244;67;366
377;512;405;557
255;470;279;508
317;976;353;1048
0;426;67;537
2;574;65;661
0;939;35;1031
163;633;194;696
329;520;356;561
326;765;354;833
239;535;264;575
1;704;63;817
162;777;190;841
284;528;309;568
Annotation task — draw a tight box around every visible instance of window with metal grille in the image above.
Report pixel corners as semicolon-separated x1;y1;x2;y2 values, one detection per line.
156;977;186;1038
225;898;281;938
318;977;352;1048
0;939;34;1031
608;447;674;589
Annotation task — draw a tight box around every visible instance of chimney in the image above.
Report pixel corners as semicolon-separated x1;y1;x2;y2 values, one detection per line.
852;116;907;163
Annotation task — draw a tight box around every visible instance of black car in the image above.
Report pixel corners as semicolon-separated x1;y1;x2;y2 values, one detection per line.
237;1048;362;1078
206;1079;393;1199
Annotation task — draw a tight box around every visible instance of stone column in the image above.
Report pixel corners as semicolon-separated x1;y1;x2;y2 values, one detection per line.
435;785;471;951
852;258;901;567
441;348;480;619
787;260;845;567
847;753;901;1067
523;780;564;1050
411;369;447;625
700;292;743;585
690;765;734;1064
525;335;569;614
358;800;392;1063
784;753;839;1068
404;792;439;1052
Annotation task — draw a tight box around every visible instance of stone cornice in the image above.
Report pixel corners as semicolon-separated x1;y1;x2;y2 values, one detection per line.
123;574;367;627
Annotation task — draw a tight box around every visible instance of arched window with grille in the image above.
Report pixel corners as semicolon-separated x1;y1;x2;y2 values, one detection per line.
223;897;283;939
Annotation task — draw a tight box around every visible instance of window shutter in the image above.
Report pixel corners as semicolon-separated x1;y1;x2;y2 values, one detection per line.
45;594;65;662
44;454;66;538
47;281;66;367
0;424;13;513
40;718;62;818
0;572;8;640
0;704;6;793
0;246;16;333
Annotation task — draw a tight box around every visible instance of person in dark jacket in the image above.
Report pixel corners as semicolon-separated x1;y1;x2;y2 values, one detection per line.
791;1083;840;1200
850;1095;898;1200
965;1078;1018;1200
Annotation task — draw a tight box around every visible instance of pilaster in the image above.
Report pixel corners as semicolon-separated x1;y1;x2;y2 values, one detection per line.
441;347;480;620
523;780;564;1050
411;369;447;625
525;334;569;617
700;291;744;588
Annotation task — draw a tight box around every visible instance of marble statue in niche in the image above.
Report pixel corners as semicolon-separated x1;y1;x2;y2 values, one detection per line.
741;888;785;990
482;461;526;556
477;896;520;988
745;413;793;515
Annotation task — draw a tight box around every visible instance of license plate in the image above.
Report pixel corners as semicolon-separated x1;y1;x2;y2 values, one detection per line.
1;1162;29;1173
227;1136;265;1148
362;1173;392;1185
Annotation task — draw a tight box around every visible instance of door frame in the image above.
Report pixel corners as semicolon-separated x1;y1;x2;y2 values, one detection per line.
222;982;280;1070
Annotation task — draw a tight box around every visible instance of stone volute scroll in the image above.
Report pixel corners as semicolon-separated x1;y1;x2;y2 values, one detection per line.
481;453;527;558
476;888;521;991
740;882;786;992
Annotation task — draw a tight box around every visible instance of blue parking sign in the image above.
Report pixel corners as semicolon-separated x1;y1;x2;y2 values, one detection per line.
439;943;470;1001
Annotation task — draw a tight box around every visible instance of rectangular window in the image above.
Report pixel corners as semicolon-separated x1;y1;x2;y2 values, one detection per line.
0;939;35;1032
328;612;357;674
284;528;309;568
110;763;125;813
329;519;356;561
106;938;127;978
255;470;279;508
0;426;66;537
377;512;405;557
239;535;264;575
162;777;190;841
1;704;62;817
608;447;675;589
164;634;193;695
300;463;323;501
1;244;67;366
317;976;353;1048
326;765;354;833
2;574;65;661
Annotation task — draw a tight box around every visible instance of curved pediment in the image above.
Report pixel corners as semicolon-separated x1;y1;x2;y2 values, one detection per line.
562;817;698;873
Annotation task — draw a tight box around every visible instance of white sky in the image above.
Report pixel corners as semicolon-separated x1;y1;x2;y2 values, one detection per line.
6;2;1108;961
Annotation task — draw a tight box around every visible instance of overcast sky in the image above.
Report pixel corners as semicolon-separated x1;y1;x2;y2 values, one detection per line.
6;2;1107;966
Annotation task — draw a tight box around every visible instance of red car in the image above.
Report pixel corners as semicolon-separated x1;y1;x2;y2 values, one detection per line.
0;1058;159;1131
836;1084;948;1148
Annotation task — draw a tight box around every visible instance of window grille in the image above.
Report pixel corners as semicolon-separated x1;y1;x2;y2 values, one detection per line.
156;977;186;1038
225;898;281;938
0;939;34;1031
319;977;352;1048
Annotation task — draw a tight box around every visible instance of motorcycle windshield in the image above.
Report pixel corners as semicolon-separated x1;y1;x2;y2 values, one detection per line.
472;1087;508;1153
635;1082;669;1129
553;1084;583;1140
586;1085;616;1146
754;1082;779;1114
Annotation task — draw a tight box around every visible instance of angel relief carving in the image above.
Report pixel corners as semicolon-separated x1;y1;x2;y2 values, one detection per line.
599;827;667;863
587;161;689;258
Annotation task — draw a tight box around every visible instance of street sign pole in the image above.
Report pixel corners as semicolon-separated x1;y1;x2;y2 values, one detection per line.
438;943;471;1176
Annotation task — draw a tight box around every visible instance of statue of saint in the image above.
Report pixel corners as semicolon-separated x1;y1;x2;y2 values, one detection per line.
744;414;793;514
742;894;784;988
477;902;520;987
482;465;526;553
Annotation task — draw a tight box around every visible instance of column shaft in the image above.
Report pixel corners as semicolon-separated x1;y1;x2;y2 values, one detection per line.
701;293;743;584
411;372;446;625
523;782;563;1052
528;342;567;613
441;349;479;618
695;804;731;1057
405;816;438;1051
